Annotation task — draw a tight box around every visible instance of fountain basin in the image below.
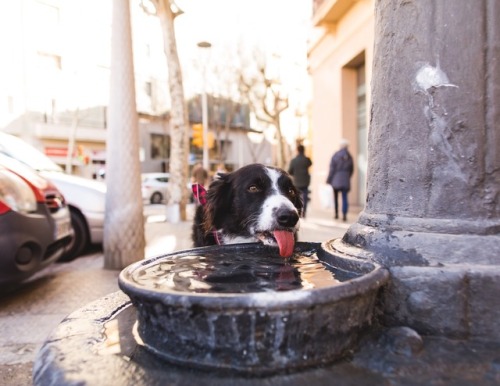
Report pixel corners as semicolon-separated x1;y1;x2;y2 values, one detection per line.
118;242;389;374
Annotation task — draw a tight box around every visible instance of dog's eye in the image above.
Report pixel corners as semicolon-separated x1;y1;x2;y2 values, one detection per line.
248;184;261;193
288;188;296;196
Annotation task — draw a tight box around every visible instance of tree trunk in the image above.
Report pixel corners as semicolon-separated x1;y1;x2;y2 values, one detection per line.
275;118;286;169
104;0;145;269
154;0;189;221
65;108;79;174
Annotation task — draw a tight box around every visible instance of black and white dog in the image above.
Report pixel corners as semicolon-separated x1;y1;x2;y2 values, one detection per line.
191;163;303;257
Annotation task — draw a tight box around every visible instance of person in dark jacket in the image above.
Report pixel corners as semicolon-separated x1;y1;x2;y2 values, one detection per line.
326;139;354;221
288;144;312;217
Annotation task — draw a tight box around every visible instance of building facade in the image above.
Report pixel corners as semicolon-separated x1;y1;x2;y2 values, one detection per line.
0;0;271;180
308;0;374;213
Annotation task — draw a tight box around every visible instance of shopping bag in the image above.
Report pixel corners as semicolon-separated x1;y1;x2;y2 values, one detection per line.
319;184;333;209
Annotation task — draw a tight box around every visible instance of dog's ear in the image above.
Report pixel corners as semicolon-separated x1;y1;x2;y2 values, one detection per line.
213;171;227;181
203;175;232;233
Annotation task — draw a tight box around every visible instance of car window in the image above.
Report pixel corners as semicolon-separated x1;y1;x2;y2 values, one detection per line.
157;177;169;183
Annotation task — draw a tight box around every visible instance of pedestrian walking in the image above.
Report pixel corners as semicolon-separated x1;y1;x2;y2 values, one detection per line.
326;139;354;221
288;144;312;217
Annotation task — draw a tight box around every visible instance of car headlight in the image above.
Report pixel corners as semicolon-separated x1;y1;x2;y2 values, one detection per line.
0;169;37;214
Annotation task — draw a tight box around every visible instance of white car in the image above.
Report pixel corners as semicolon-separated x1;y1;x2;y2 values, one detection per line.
142;173;170;204
0;132;106;261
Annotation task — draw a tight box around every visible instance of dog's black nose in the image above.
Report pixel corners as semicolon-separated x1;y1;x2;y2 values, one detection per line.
276;208;299;227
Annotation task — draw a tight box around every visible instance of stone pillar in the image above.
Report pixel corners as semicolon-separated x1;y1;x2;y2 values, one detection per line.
327;0;500;339
104;0;145;269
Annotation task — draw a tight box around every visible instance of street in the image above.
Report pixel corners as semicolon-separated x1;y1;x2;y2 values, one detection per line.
0;204;355;386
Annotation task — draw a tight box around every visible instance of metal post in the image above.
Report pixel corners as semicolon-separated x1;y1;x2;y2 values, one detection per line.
201;87;209;170
197;41;211;171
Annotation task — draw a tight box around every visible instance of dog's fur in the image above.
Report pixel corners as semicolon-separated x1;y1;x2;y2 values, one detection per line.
192;164;303;255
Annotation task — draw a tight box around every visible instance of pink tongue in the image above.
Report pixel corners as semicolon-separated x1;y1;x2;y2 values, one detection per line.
273;230;295;258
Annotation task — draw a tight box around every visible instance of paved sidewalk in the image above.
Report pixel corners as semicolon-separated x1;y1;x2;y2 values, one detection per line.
0;204;360;386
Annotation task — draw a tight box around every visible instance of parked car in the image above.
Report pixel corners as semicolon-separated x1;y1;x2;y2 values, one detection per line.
0;132;105;261
142;173;170;204
0;158;73;288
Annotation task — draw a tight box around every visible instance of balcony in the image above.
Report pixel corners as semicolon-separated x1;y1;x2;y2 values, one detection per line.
312;0;355;26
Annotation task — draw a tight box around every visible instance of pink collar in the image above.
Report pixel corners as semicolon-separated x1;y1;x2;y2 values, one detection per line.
212;229;222;245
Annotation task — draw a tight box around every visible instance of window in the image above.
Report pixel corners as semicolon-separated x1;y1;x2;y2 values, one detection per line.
356;62;367;205
342;52;367;206
36;52;62;71
144;82;152;97
150;134;170;160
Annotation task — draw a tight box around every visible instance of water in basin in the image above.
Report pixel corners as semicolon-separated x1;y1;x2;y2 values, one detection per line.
130;249;360;294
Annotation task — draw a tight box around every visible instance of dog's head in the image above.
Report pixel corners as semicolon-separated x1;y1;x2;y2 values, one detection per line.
202;163;303;257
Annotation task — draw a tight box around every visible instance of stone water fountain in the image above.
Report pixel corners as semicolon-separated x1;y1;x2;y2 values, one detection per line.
34;1;500;384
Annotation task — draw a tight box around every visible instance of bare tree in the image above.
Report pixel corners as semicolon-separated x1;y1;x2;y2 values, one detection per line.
65;107;80;174
211;97;233;164
207;95;241;165
142;0;190;220
203;54;273;168
239;51;290;169
193;55;242;167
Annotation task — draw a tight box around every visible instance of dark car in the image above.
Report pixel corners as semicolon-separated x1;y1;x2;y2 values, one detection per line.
0;132;105;261
0;157;73;289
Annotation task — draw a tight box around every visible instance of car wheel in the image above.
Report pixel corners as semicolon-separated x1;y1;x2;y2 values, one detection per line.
58;209;89;262
150;192;163;204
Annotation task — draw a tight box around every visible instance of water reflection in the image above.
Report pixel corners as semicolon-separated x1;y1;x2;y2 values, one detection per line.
131;250;359;294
